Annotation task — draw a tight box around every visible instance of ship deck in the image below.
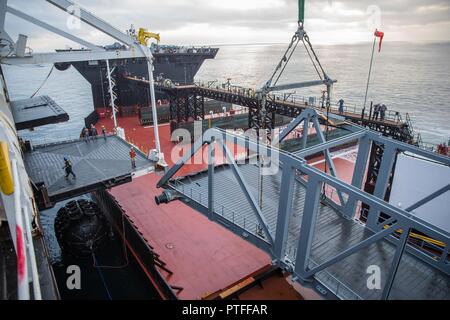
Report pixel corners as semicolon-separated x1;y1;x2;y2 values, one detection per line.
24;135;153;203
109;173;272;299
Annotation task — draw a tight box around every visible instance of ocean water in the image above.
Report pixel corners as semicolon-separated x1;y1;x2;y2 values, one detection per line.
3;42;450;144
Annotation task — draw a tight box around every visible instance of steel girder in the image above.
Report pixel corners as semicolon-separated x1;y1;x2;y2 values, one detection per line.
143;81;415;142
157;113;450;299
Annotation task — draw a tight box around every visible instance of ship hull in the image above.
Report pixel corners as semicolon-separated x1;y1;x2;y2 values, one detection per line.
70;49;218;111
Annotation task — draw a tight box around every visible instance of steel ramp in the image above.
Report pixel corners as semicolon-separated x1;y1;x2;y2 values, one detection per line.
156;122;450;300
24;135;153;204
11;96;69;130
168;163;450;300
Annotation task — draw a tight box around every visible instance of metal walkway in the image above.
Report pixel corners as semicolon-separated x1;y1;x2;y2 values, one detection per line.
125;76;414;142
168;164;450;300
24;135;153;205
156;114;450;300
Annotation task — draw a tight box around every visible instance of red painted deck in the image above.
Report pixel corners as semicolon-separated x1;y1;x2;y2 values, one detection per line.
110;173;271;299
95;115;246;177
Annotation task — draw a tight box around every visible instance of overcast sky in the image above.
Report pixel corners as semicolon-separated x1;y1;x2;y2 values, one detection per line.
5;0;450;51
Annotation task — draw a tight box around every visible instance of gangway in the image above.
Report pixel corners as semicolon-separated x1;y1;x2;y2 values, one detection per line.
125;76;415;143
24;135;153;208
156;109;450;300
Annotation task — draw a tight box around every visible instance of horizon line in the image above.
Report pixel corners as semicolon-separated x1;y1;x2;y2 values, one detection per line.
189;40;450;47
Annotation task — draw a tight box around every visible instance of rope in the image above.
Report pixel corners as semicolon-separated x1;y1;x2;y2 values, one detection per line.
30;65;54;98
273;38;300;87
92;253;112;300
303;39;323;81
303;33;327;79
92;213;129;269
265;32;300;88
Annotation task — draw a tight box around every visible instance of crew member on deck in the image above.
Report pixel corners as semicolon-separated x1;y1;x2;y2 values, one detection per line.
129;147;137;169
63;157;76;179
338;99;344;114
380;104;387;121
83;127;90;143
90;124;98;140
101;125;107;140
373;104;380;121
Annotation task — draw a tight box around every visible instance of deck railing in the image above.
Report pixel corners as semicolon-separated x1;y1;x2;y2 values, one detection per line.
194;80;406;123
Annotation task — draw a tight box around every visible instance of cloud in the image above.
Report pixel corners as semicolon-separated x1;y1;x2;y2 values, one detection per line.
4;0;450;50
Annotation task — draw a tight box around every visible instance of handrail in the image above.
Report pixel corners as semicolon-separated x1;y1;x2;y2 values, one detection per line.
11;159;29;299
2;128;42;299
194;79;409;123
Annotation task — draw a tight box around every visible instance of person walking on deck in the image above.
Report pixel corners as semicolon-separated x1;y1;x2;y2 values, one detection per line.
63;158;76;179
129;147;137;169
338;99;344;115
101;125;107;140
373;104;380;121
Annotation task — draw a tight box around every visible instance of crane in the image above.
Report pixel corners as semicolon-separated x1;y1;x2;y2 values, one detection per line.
137;27;160;45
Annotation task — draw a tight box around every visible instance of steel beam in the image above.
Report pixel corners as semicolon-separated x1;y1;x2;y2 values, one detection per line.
220;138;274;245
296;130;366;158
157;137;206;188
0;0;12;43
343;135;372;218
267;79;336;92
274;165;296;258
145;58;161;154
278;109;313;142
298;163;450;244
301;114;309;150
405;184;450;212
6;6;102;51
208;140;215;217
304;223;400;278
381;228;410;300
368;131;450;165
366;143;397;230
1;49;145;65
294;175;322;280
47;0;137;47
311;115;346;206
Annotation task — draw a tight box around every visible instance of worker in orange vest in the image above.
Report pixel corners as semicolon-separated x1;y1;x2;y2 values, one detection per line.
129;147;137;169
437;143;448;156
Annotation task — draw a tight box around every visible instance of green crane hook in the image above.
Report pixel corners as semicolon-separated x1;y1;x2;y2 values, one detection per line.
298;0;305;24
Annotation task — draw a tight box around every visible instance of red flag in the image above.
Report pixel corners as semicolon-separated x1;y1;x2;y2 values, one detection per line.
374;29;384;52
